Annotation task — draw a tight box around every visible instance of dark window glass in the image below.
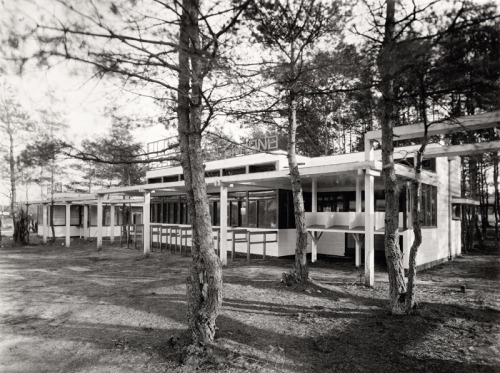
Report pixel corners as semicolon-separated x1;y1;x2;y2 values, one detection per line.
223;167;246;176
205;170;220;178
148;177;162;184
248;200;257;227
163;175;179;183
70;205;81;226
90;205;97;226
162;202;168;223
421;184;437;227
249;163;275;173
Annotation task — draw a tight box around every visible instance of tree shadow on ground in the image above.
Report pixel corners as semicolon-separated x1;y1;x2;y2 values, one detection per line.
1;244;498;372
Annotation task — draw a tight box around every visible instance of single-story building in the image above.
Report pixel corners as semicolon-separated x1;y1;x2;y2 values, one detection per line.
31;111;500;286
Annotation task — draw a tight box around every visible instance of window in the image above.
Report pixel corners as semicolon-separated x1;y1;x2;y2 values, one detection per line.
90;205;98;226
249;163;276;173
163;175;179;183
223;167;246;176
207;190;277;228
115;206;124;226
452;204;461;220
37;206;43;224
70;205;81;226
103;206;111;226
205;170;220;178
180;196;191;225
52;205;65;226
421;184;437;227
148;177;162;184
249;190;277;228
317;192;355;212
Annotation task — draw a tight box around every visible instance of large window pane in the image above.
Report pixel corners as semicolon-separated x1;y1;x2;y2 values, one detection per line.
248;200;257;227
90;206;97;226
264;199;277;228
103;206;111;226
70;205;80;226
52;205;65;226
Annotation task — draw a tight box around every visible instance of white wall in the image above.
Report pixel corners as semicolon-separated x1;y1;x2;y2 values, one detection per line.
403;157;453;269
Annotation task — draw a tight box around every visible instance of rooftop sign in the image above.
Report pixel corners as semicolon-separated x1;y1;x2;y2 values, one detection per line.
147;135;280;169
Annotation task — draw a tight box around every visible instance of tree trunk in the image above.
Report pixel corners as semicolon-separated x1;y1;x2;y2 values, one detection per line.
493;152;499;239
405;75;429;313
377;0;406;314
178;0;222;345
287;89;308;283
8;129;19;244
469;155;483;246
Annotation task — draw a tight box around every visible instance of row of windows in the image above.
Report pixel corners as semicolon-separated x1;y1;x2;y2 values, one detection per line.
149;191;278;229
147;163;277;184
36;205;142;226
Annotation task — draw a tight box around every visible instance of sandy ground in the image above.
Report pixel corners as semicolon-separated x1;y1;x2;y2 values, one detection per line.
0;236;499;372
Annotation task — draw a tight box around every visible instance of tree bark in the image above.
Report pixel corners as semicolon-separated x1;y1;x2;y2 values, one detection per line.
493;152;499;239
469;155;483;246
405;75;429;313
178;0;222;345
287;89;308;283
377;0;406;314
286;41;308;283
8;130;16;219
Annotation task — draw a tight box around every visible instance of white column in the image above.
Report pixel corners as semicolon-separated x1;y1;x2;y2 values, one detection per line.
97;195;103;250
312;177;317;212
42;204;48;244
83;205;88;241
364;169;375;287
110;204;115;244
355;169;362;267
65;203;71;247
364;137;374;161
311;177;317;263
143;191;151;256
220;183;228;265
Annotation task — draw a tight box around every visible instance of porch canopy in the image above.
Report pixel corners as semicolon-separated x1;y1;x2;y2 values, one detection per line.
30;193;143;247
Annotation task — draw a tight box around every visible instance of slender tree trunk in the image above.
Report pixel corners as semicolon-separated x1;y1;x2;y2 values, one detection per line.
50;160;55;243
406;76;429;313
178;0;222;345
8;129;20;244
493;152;499;239
377;0;406;314
285;43;308;283
287;89;308;283
470;155;483;246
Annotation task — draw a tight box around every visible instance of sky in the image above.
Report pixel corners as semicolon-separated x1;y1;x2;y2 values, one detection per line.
0;0;497;206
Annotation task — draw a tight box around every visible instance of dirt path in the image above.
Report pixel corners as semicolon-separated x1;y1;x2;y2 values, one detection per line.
0;238;498;372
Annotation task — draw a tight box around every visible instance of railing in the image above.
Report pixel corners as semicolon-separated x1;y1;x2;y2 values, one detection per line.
230;229;278;262
149;224;278;262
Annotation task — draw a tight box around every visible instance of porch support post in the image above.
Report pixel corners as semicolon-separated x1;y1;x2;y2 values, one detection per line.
42;204;48;244
97;195;103;250
65;203;71;247
355;169;362;267
110;204;115;244
220;183;228;265
364;168;375;287
143;191;151;257
311;177;318;263
83;205;88;241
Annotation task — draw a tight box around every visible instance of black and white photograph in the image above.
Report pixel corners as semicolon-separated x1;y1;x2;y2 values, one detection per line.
0;0;499;371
